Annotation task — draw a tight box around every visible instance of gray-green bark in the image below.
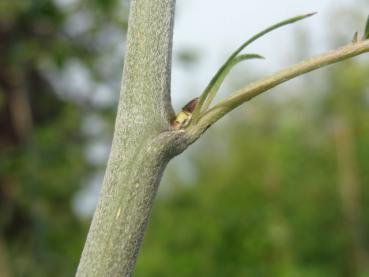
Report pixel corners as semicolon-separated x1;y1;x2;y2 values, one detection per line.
76;1;369;275
75;1;184;276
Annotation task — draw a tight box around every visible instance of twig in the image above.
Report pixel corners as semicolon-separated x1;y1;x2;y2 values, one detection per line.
187;39;369;137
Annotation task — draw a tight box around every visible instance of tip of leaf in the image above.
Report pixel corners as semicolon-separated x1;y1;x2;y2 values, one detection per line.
249;54;265;59
296;12;317;20
306;12;318;17
282;12;317;26
235;53;265;62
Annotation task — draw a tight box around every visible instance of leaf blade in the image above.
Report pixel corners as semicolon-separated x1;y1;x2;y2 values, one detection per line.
201;54;264;111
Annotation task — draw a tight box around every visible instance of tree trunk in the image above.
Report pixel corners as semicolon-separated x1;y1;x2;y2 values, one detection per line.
76;1;185;276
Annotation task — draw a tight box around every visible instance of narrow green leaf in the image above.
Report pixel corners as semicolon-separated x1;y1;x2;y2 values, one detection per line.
352;32;358;43
192;12;316;121
202;54;264;111
364;15;369;39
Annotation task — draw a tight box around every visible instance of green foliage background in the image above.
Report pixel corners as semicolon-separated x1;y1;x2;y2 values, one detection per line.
0;1;369;276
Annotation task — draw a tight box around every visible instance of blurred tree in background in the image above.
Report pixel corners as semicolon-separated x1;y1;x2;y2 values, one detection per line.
0;1;369;276
0;0;128;276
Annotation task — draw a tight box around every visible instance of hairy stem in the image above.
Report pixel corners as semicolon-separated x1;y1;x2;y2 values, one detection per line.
76;1;176;276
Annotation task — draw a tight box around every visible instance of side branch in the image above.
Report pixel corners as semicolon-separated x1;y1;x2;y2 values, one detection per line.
189;39;369;136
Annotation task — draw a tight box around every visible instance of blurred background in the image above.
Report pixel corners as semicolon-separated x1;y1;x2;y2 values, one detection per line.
1;0;369;276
